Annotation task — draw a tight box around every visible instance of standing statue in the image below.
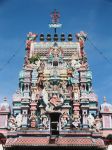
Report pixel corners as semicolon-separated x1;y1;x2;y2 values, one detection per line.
83;111;88;126
50;95;64;108
25;32;37;59
16;113;23;128
72;114;80;128
75;31;87;47
94;116;102;132
41;115;49;129
72;70;79;83
22;112;28;128
29;113;37;128
41;88;49;106
39;62;45;72
44;80;51;90
62;80;67;93
35;60;40;68
8;115;17;131
61;112;69;129
75;31;87;58
73;85;80;101
31;88;37;101
37;73;44;89
87;113;95;129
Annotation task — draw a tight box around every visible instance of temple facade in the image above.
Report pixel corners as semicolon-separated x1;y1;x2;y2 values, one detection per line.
0;10;112;150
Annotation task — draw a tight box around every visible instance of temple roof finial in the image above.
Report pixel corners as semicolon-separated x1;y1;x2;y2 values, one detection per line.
51;9;60;24
3;97;7;102
103;96;107;103
49;9;62;33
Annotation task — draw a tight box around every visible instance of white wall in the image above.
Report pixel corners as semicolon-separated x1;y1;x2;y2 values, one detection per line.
107;145;112;150
0;144;3;150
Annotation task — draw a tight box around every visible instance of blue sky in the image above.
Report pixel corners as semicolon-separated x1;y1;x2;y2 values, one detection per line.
0;0;112;106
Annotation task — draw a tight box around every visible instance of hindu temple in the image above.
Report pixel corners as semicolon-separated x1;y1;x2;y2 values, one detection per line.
0;10;112;150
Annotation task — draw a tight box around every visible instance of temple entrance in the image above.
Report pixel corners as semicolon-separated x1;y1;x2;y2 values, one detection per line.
49;112;61;136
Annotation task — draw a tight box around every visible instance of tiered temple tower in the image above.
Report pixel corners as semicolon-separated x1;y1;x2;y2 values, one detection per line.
0;10;112;150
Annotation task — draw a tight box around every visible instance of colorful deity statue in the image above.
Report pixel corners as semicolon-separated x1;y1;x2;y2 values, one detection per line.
41;115;49;129
39;62;45;72
32;69;38;86
73;84;80;101
31;88;38;102
72;70;79;84
22;111;28;128
49;95;64;108
8;115;17;131
47;46;64;65
38;72;44;83
25;32;37;59
26;36;35;51
41;88;49;106
48;53;53;63
61;80;68;93
71;58;81;70
75;31;87;48
94;116;102;132
16;113;23;128
61;112;69;129
87;113;95;129
27;32;37;41
72;113;80;128
80;60;88;70
44;80;52;90
29;113;37;128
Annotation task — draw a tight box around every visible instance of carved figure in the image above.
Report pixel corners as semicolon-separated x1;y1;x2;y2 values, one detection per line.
8;115;17;131
41;115;49;129
62;80;67;93
80;61;88;70
40;62;45;71
35;60;40;68
87;113;95;128
72;117;80;128
29;113;37;128
75;31;87;45
44;80;51;90
22;112;28;128
50;95;63;108
83;111;88;125
25;32;37;58
37;73;44;87
31;88;37;101
72;70;79;83
94;116;102;132
73;85;79;101
61;112;69;129
72;113;80;128
27;32;37;41
16;113;22;128
41;88;49;106
71;59;77;68
75;31;87;59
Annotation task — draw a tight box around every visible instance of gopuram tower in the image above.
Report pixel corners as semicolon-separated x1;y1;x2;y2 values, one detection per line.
0;10;112;150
